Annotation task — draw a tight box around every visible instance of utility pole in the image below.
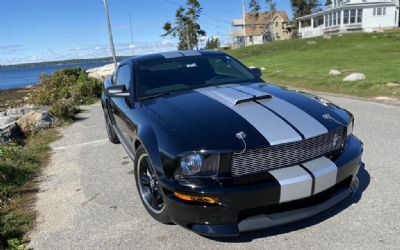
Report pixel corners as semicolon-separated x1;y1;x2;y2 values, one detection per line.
129;12;134;56
102;0;117;69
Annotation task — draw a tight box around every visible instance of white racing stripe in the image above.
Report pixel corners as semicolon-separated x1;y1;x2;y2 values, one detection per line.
234;85;328;139
269;166;313;203
197;88;302;145
302;157;338;194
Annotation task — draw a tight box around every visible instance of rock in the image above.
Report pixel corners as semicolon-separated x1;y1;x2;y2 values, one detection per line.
6;105;48;118
17;111;57;134
386;82;400;87
323;35;332;40
375;96;399;102
343;73;366;82
0;116;16;127
329;69;341;76
307;40;317;45
0;122;24;145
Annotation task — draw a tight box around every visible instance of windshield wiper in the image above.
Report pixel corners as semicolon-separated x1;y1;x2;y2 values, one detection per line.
139;92;172;101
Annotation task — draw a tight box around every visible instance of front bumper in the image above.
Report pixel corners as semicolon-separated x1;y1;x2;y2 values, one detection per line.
160;135;363;237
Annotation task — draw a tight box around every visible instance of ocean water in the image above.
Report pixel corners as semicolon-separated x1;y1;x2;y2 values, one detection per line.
0;62;111;90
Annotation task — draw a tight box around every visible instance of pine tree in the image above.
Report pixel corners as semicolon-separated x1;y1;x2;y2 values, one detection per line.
162;0;206;50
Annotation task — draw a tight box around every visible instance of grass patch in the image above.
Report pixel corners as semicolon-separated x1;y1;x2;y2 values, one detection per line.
0;129;60;249
227;31;400;99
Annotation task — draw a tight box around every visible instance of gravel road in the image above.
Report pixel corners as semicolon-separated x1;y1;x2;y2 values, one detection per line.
29;96;400;250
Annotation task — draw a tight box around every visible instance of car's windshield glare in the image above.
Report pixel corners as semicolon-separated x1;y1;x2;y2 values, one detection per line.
136;55;256;98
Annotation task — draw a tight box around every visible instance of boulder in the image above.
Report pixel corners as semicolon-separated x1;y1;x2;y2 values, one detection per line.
6;105;48;120
307;40;317;45
386;82;400;87
329;69;341;76
343;73;366;82
0;122;24;145
17;111;57;134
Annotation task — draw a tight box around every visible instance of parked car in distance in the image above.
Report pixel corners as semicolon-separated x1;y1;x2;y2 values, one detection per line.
101;50;363;237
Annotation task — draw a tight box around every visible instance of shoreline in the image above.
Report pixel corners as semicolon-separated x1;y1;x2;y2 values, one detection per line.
0;86;34;112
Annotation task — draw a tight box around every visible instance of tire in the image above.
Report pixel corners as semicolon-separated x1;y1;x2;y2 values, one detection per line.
103;108;120;144
134;145;171;224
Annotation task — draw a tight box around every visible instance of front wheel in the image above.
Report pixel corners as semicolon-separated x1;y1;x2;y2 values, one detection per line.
134;145;171;224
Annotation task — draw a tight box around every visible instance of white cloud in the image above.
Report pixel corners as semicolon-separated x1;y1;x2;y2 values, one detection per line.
0;40;180;65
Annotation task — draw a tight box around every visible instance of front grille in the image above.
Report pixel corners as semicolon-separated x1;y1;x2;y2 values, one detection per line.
230;128;346;177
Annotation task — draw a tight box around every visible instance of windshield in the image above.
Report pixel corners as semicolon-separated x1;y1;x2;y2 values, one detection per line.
136;55;257;99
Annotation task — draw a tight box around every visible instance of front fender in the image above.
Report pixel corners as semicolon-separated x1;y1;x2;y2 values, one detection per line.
136;124;164;177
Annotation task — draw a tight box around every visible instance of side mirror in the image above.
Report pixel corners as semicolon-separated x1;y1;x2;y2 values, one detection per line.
249;67;262;77
105;85;130;98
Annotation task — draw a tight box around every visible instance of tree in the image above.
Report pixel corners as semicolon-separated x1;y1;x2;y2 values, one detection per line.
263;0;277;42
325;0;332;6
162;0;206;50
291;0;320;20
248;0;261;45
205;37;220;49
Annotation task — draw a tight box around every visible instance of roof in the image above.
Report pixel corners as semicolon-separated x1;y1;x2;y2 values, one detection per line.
244;11;289;25
121;50;226;64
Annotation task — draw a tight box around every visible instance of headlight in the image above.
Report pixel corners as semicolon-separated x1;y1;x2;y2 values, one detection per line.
347;118;354;137
175;154;220;179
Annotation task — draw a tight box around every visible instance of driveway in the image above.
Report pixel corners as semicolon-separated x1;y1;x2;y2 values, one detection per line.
29;96;400;249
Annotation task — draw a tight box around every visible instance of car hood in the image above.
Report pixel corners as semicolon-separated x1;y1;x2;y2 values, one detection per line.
144;83;351;152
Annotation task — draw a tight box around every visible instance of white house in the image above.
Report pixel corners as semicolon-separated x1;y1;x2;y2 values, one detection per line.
297;0;400;38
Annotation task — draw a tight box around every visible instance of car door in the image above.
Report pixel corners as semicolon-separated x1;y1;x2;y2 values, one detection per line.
108;64;134;146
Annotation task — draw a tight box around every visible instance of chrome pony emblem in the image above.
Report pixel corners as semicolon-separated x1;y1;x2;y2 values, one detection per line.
235;131;247;155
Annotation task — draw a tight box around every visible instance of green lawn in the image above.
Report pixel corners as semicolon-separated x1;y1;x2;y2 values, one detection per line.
227;30;400;99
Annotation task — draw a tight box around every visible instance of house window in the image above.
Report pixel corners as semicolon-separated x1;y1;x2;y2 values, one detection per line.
276;22;278;27
338;11;341;25
329;13;332;26
325;14;328;27
357;9;363;23
375;7;386;16
333;12;337;26
249;36;253;42
350;9;356;23
344;10;349;24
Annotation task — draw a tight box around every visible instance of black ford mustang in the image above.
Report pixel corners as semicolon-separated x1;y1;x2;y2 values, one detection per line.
101;50;363;237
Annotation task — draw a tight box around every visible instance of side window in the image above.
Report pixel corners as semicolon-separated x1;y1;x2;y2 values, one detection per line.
116;65;131;91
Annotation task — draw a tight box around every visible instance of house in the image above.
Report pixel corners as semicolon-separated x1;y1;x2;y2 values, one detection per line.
297;0;400;38
231;11;293;47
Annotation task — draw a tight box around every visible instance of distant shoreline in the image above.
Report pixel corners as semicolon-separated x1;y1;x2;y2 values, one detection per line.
0;56;128;69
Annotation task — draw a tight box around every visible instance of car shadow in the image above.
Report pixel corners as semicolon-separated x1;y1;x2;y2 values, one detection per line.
207;163;370;243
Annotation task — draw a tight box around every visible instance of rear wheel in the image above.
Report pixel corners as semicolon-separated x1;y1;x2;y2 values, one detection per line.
134;145;171;224
103;108;120;144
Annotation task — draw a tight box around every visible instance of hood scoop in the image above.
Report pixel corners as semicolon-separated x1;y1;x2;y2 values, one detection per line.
209;86;272;106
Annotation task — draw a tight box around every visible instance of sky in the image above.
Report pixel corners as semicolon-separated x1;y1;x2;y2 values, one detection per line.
0;0;293;65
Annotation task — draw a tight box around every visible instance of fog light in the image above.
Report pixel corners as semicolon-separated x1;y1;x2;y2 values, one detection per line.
173;192;220;204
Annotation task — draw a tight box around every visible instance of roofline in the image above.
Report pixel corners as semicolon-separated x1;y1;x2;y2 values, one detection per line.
296;2;397;20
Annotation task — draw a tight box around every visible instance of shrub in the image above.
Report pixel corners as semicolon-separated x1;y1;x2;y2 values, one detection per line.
30;67;102;121
49;99;79;121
